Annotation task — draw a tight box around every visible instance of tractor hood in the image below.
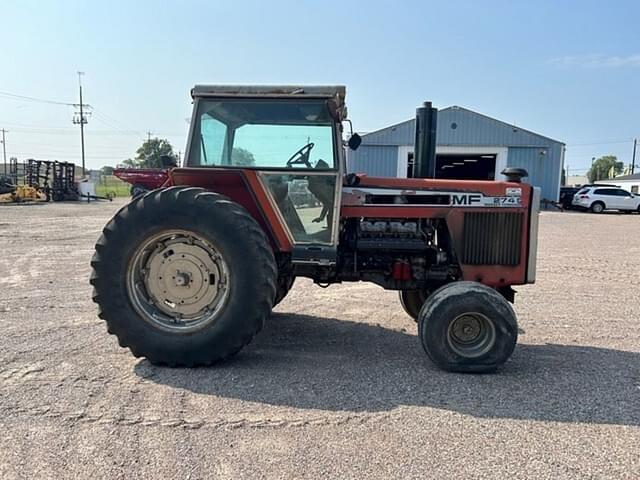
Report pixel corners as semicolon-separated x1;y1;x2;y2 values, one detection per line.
191;85;348;121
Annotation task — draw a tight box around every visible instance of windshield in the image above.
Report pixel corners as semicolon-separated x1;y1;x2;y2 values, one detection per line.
188;99;336;170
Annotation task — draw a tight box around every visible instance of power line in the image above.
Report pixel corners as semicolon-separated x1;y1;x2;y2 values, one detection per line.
2;122;184;136
0;90;76;106
91;107;137;133
566;139;634;147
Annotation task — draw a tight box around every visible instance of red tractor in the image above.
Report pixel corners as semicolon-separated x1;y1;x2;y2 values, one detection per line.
91;85;540;373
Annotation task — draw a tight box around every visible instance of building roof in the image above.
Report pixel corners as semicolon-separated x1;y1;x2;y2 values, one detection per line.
440;106;565;145
607;173;640;181
360;105;565;147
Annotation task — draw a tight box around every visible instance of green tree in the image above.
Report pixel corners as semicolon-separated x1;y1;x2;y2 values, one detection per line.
231;147;255;166
135;138;178;168
587;155;623;182
121;158;136;167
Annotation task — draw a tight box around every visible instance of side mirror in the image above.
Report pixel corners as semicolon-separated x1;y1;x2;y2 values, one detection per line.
348;133;362;151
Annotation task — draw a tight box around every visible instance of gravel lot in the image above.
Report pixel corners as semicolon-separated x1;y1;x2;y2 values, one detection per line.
0;199;638;479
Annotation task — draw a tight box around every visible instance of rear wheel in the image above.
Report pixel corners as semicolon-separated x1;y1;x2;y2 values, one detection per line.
90;187;277;366
399;289;431;322
590;201;605;213
418;282;518;373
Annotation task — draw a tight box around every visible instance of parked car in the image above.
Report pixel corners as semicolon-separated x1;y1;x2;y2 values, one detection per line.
560;184;618;210
572;186;640;213
559;186;581;209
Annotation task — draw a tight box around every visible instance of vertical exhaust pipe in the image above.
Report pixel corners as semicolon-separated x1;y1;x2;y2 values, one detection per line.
412;101;438;178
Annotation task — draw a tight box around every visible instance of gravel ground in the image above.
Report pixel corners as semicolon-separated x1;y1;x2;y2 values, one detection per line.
0;199;638;479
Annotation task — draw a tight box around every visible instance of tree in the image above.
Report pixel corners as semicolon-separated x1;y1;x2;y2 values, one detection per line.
121;158;136;167
587;155;623;182
101;165;114;176
135;138;178;168
231;147;255;166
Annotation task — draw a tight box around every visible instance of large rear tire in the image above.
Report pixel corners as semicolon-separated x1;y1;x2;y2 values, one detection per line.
418;281;518;373
90;187;277;366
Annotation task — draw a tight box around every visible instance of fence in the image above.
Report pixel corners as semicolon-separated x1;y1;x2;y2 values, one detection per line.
95;175;130;197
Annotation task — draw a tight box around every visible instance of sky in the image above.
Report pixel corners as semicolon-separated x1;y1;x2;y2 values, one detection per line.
1;0;639;175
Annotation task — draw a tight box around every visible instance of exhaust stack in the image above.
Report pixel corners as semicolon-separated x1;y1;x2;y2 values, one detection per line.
412;101;438;179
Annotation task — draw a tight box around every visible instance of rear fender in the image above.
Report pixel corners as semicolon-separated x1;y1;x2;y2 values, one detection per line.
168;168;292;251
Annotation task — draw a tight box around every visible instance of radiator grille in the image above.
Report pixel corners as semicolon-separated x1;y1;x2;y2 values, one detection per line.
462;212;523;265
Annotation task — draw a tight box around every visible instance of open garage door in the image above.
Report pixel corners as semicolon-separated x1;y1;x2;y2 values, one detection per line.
435;154;496;180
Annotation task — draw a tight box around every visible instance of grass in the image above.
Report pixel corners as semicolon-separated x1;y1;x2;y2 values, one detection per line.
95;176;131;198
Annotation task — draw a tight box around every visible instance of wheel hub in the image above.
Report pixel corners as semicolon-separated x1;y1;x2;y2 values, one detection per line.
451;315;482;343
127;230;230;332
447;312;496;358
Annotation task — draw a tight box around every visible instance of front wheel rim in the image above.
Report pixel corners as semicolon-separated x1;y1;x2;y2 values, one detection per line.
446;312;496;358
126;230;230;333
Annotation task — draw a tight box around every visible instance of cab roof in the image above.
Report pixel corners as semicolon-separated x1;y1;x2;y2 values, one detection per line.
191;85;347;120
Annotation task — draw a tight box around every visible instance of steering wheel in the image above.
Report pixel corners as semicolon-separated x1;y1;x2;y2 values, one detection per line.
286;142;314;168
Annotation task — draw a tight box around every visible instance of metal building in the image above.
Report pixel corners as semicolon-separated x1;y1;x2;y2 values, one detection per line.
347;106;565;201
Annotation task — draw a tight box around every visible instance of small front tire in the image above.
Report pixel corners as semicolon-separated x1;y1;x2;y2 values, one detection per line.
418;282;518;373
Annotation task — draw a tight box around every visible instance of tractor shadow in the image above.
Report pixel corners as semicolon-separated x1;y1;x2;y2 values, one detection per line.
134;312;640;426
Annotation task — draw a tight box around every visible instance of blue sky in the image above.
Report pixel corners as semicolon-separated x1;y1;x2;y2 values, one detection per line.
1;0;639;174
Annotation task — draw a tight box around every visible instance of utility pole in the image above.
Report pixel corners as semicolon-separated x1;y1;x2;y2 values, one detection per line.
0;129;7;175
72;72;90;176
147;131;153;143
632;138;637;175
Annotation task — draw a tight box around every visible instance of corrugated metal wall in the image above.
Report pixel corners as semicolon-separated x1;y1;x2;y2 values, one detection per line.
347;106;564;200
506;145;563;201
347;145;397;177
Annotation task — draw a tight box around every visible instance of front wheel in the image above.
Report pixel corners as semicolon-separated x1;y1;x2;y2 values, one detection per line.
90;187;277;366
418;282;518;373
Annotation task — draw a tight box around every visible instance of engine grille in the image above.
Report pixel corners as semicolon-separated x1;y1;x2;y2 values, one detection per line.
461;212;523;265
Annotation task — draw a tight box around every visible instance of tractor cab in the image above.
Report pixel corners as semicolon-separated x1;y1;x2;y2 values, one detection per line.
183;85;348;261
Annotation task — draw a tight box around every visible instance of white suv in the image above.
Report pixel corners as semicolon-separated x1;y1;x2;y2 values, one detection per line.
572;186;640;213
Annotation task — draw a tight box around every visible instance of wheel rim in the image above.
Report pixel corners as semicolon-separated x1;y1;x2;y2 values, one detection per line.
446;312;496;358
593;204;603;213
126;230;230;332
